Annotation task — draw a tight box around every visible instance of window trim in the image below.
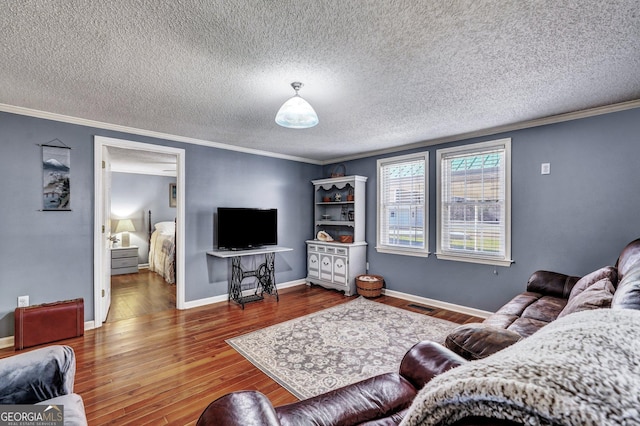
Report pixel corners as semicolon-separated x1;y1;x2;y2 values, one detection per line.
376;151;430;257
436;138;513;267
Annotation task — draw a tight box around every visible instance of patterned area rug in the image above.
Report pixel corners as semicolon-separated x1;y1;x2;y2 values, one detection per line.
226;297;458;399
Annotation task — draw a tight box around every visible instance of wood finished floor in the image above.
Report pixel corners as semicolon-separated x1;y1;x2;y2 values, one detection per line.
106;270;176;323
0;284;483;426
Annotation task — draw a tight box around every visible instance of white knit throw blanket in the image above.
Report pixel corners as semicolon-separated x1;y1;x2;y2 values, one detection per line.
401;309;640;426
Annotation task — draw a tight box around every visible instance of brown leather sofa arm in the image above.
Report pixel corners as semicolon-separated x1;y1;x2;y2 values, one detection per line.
276;373;416;426
196;391;281;426
399;341;467;390
526;270;580;298
444;323;522;360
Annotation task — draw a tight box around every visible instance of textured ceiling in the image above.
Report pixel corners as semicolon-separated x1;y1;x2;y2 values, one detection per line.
109;146;177;176
2;1;639;163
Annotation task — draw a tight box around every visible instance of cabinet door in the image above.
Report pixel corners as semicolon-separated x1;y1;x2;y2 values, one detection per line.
333;256;347;284
307;252;320;278
320;254;333;281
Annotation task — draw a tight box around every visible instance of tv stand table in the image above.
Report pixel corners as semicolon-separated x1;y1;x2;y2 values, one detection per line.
207;246;293;309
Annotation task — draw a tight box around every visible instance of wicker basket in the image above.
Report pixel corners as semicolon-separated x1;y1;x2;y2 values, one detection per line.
355;274;384;298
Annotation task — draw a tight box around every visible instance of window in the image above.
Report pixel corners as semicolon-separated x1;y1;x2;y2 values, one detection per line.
436;139;512;266
376;152;429;257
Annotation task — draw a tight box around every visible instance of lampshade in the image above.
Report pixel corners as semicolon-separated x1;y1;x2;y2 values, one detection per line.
115;219;135;247
115;219;136;233
275;82;319;129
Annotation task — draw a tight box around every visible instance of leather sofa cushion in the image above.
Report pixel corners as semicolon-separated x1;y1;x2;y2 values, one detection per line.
558;278;614;318
276;372;417;426
520;296;566;323
483;313;519;330
505;317;549;338
569;266;618;299
444;323;522;360
487;292;566;332
484;314;558;337
492;292;542;317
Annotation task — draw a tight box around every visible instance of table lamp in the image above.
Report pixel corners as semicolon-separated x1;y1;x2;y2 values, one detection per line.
115;219;136;247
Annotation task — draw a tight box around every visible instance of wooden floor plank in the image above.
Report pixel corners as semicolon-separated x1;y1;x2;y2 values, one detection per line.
0;283;483;425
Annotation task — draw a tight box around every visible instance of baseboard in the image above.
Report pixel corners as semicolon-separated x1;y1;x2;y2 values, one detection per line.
0;320;97;350
0;282;486;349
382;288;493;319
183;294;229;309
183;279;307;309
0;336;13;350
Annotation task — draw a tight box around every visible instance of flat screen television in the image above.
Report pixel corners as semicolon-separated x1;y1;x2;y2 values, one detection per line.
217;207;278;250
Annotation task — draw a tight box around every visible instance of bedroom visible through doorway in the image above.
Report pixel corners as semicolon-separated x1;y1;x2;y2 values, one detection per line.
93;136;185;329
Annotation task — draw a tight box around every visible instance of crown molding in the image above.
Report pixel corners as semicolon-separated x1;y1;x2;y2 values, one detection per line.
2;100;638;166
0;103;323;165
322;99;640;164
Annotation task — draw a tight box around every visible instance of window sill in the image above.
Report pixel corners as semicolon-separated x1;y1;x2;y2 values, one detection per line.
435;252;513;267
375;246;430;258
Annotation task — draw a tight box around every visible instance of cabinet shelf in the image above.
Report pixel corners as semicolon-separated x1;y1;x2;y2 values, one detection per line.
316;201;355;205
316;220;354;227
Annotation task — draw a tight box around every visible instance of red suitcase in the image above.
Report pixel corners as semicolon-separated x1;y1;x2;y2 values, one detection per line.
14;298;84;350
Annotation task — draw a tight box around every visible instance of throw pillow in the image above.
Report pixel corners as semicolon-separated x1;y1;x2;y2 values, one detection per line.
559;278;615;318
568;266;618;300
154;221;175;234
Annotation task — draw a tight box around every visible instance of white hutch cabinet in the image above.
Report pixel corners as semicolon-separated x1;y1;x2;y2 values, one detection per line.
306;175;367;296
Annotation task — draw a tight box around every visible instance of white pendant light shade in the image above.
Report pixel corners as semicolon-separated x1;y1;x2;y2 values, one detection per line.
275;82;319;129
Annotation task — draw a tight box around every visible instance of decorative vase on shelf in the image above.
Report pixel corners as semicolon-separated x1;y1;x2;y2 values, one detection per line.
347;188;354;201
334;193;342;202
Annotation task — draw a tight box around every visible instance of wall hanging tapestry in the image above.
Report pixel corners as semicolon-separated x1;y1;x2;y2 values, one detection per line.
42;140;71;211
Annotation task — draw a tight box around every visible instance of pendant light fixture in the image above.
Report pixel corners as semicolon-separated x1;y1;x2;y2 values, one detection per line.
275;82;319;129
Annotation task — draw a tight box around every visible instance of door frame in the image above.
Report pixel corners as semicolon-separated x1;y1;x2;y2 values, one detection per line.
93;136;186;327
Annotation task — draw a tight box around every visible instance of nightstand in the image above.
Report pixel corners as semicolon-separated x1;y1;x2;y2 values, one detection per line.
111;246;139;275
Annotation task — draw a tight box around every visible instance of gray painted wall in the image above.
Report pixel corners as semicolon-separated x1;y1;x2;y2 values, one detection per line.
2;106;639;338
333;107;640;312
0;111;319;337
111;172;176;263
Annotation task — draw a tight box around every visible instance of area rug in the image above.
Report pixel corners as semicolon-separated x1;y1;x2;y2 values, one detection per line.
226;297;458;399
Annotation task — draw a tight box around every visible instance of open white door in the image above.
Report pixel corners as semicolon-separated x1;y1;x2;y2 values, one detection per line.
100;146;112;322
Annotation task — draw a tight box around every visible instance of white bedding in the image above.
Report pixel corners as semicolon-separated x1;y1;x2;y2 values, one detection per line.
148;222;175;284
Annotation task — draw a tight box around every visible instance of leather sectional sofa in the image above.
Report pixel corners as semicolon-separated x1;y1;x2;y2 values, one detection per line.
196;239;640;426
445;238;640;360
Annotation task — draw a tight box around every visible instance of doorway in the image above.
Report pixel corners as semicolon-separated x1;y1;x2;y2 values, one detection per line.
93;136;185;328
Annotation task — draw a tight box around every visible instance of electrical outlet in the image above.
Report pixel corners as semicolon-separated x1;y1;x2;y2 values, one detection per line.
541;163;551;175
18;295;29;307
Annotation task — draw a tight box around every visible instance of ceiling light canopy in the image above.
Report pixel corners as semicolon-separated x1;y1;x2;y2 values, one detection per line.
275;82;319;129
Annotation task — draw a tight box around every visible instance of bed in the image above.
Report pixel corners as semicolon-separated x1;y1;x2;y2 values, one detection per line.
148;212;176;284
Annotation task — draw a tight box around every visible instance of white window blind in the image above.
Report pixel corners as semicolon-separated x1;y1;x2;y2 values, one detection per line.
376;152;429;257
437;139;512;266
